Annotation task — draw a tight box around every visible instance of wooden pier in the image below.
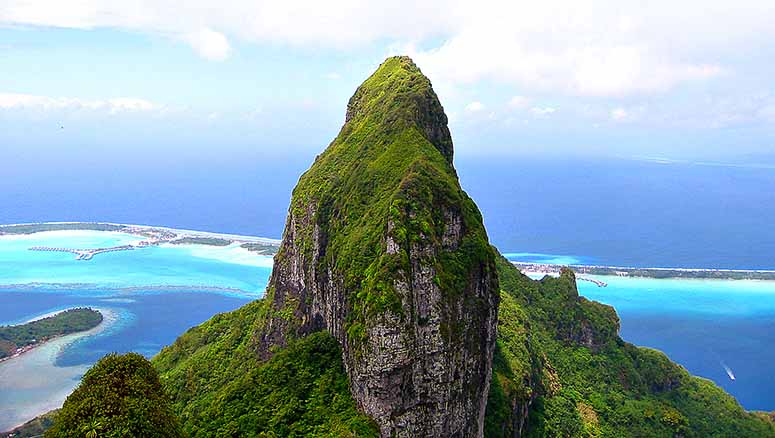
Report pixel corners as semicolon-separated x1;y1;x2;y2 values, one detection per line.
29;244;136;260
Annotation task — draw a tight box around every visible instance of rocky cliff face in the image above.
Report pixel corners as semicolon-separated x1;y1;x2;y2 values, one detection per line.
255;56;499;436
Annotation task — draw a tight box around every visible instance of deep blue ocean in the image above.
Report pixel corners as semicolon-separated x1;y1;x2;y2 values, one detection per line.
458;157;775;269
2;156;773;269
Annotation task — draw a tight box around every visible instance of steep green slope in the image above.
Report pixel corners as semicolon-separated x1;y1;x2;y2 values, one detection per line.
485;254;775;437
1;410;58;438
152;300;377;437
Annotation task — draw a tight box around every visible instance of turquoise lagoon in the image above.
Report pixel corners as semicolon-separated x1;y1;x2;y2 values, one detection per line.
0;230;272;431
0;230;272;293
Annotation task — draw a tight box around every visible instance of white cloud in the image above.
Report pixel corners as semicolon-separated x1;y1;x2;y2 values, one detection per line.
324;72;342;80
243;106;265;120
0;92;161;114
530;106;556;116
0;0;770;92
184;28;231;61
508;95;530;109
465;101;484;112
107;97;158;113
400;1;763;97
0;0;453;59
408;36;724;97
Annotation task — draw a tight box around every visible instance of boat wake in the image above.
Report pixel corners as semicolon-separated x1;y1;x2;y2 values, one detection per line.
721;362;736;381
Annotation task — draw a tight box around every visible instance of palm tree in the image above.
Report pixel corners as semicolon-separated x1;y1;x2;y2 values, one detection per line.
81;419;102;438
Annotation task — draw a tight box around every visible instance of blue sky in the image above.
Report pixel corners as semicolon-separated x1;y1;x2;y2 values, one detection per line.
2;0;775;169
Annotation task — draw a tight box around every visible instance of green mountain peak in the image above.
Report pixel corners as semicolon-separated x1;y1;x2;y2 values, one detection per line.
342;56;454;164
254;54;499;436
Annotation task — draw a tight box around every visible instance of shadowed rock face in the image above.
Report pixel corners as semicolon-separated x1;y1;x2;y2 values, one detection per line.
256;56;499;437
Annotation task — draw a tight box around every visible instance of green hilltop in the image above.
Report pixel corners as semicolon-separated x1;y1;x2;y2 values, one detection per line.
47;353;182;437
261;54;492;348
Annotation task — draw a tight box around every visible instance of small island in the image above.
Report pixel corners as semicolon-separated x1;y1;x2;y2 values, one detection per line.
0;308;103;361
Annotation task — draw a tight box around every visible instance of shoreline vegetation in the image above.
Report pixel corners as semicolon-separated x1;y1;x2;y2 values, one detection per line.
514;261;775;282
0;409;59;438
0;308;103;363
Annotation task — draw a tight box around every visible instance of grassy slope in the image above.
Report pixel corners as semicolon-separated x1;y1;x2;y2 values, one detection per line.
485;254;775;437
0;410;59;438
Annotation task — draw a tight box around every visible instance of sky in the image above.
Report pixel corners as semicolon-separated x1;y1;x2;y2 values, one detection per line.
2;0;775;170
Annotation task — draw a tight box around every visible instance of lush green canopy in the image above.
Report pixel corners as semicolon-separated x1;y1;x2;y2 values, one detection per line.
47;353;182;438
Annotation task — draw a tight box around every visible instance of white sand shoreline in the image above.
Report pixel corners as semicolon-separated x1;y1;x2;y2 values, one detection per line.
0;221;281;245
0;307;119;431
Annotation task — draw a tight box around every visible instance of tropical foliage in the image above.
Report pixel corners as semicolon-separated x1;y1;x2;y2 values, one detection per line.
46;353;182;438
485;254;775;437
